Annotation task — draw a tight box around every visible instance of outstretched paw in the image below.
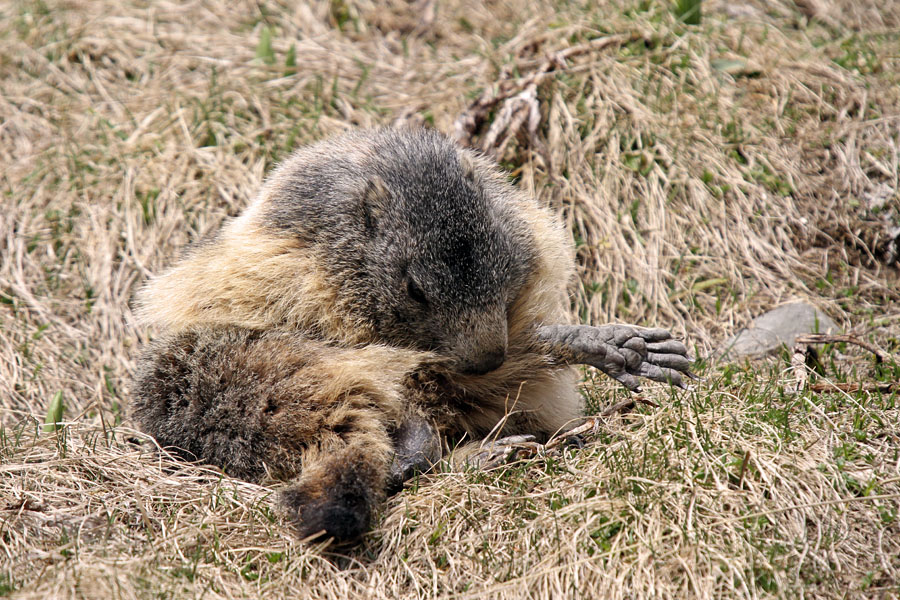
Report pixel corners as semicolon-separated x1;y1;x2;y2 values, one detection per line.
537;324;693;392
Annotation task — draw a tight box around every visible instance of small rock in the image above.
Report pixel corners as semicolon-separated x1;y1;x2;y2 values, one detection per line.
862;182;895;211
719;302;839;359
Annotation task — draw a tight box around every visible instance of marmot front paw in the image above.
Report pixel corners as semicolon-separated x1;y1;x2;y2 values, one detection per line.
537;324;693;391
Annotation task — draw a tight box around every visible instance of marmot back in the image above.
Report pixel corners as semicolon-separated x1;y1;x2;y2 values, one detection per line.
132;128;692;543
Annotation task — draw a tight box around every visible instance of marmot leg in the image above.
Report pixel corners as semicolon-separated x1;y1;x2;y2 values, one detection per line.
279;403;393;542
132;326;411;543
386;411;441;494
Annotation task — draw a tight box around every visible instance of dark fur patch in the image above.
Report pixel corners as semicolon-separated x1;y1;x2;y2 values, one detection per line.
282;487;370;542
280;453;382;543
386;415;441;494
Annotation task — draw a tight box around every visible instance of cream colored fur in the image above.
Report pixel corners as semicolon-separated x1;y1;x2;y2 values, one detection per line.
137;134;583;440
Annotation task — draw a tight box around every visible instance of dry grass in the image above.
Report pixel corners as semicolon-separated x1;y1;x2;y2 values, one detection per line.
1;0;899;597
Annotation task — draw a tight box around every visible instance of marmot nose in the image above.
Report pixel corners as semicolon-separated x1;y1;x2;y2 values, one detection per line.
461;348;506;375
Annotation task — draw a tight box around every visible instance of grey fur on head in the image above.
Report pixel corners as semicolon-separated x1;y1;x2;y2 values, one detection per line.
262;129;536;374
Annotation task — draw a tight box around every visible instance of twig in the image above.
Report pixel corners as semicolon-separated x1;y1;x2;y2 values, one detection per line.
452;33;636;155
808;382;897;393
542;395;659;453
736;450;750;490
790;343;811;393
544;416;601;452
795;333;894;364
600;399;635;417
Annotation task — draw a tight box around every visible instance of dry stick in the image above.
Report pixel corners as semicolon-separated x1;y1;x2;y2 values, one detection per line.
736;450;751;490
452;33;636;147
543;416;601;453
808;382;897;393
541;395;658;453
489;398;642;462
795;333;894;363
790;342;811;393
600;399;636;417
792;333;897;393
498;415;606;461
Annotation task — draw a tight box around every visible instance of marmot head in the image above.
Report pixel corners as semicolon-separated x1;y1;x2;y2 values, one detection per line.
260;128;537;375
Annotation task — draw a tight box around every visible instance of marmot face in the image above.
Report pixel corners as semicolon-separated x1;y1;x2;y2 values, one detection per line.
261;129;536;375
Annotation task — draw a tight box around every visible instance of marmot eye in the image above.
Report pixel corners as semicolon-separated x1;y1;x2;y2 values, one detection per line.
407;278;428;305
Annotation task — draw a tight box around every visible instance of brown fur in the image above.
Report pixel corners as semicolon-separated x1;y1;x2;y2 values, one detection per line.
132;128;583;542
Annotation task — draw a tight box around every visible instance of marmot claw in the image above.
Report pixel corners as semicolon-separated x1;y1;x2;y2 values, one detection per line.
536;324;693;392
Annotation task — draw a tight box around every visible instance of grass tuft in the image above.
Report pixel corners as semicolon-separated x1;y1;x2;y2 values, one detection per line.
673;0;702;25
41;391;64;433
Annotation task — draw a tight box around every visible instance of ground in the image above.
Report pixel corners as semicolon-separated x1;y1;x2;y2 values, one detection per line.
1;0;899;598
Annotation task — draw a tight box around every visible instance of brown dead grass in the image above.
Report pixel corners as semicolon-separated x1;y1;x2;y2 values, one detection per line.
1;0;899;598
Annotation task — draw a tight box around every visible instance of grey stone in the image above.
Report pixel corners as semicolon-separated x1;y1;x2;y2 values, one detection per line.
719;302;839;359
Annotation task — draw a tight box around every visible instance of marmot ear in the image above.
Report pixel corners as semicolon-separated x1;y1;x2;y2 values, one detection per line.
459;152;477;182
360;176;389;233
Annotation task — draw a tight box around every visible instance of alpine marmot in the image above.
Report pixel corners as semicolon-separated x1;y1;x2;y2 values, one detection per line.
132;128;691;543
